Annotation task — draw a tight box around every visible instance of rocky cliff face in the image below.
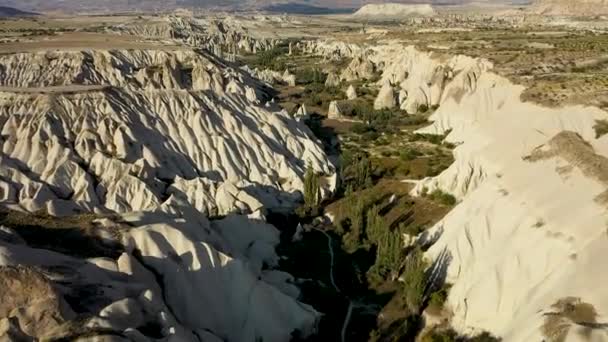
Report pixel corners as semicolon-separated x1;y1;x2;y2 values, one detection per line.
404;48;608;341
108;17;278;57
0;48;334;341
310;39;608;341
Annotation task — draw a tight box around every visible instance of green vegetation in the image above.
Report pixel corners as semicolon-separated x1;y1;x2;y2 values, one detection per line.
428;284;451;312
401;247;427;313
421;330;501;342
594;119;608;139
340;150;373;191
401;148;423;161
247;45;462;341
296;67;326;85
426;189;457;206
251;46;288;70
303;163;320;207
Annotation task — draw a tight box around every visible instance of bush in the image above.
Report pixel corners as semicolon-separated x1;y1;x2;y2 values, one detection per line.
428;285;450;310
411;133;444;145
400;148;423;161
351;123;371;134
362;131;380;141
428;189;457;206
418;104;429;113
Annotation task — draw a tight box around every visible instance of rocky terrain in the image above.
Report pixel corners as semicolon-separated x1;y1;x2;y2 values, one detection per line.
0;32;335;342
294;34;608;340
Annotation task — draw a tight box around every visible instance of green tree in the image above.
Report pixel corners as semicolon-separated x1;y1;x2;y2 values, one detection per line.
402;247;427;313
303;163;320;207
342;196;365;251
365;205;384;244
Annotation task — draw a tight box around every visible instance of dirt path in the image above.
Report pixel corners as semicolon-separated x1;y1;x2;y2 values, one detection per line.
315;228;352;342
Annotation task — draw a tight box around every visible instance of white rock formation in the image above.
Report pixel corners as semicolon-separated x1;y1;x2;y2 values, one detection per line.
283;69;297;86
0;48;336;341
325;72;340;87
328;101;343;119
362;44;608;341
353;3;436;20
295;104;309;118
346;85;358;100
341;56;375;82
374;82;397;110
310;38;608;341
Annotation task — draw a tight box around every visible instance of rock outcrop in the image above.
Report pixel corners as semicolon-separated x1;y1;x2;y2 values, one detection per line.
325;72;340;87
341;56;375;82
310;38;608;341
374;82;397;110
371;44;608;342
328;101;343;119
0;47;335;341
346;84;358;100
283;69;297;86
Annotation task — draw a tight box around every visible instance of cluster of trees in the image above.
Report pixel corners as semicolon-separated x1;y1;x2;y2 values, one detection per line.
340;150;373;192
296;67;326;85
253;46;288;70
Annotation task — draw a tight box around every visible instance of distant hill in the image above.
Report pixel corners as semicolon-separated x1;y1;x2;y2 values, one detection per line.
261;3;355;14
0;6;39;17
531;0;608;15
353;3;436;19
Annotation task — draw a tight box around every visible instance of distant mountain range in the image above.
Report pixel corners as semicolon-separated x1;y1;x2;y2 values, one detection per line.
0;0;528;14
0;6;39;16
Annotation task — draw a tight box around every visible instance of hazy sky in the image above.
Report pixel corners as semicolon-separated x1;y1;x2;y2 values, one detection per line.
1;0;532;12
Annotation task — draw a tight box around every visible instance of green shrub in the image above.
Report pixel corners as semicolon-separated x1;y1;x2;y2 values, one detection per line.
400;148;423;161
362;131;380;141
428;285;450;310
351;123;371;134
421;330;457;342
428;189;457;206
